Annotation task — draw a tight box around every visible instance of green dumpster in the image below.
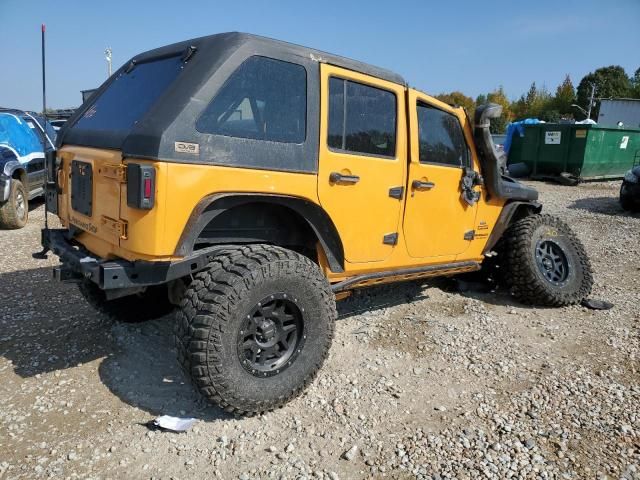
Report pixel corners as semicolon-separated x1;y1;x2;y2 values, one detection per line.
507;123;640;181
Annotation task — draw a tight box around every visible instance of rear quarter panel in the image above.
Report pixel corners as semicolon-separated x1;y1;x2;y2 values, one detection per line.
139;161;321;257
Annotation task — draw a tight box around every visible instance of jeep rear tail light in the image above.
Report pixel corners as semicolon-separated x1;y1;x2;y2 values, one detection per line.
144;177;152;198
127;163;155;210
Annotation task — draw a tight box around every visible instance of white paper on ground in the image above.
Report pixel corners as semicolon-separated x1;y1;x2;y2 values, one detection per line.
153;415;197;432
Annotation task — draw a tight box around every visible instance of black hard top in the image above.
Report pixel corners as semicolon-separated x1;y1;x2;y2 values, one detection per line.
133;32;405;86
59;32;405;172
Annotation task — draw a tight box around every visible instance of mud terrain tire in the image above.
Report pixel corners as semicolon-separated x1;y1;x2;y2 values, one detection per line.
501;214;592;307
175;244;336;416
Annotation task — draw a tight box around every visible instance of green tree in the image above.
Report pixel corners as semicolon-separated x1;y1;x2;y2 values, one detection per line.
486;86;511;133
554;74;576;115
525;82;538;109
475;94;487;106
630;67;640;98
534;84;554;119
434;91;475;113
510;82;555;120
577;66;631;119
510;94;527;120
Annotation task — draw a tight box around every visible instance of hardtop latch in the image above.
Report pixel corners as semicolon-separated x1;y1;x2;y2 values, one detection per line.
101;215;128;240
101;164;127;182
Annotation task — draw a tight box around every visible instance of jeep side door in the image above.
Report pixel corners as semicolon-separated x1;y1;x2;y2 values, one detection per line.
402;91;478;259
317;65;406;263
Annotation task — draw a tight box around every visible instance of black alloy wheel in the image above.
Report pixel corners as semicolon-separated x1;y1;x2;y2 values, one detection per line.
534;239;570;286
237;293;306;377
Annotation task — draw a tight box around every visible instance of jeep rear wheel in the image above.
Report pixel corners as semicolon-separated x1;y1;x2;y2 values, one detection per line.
175;244;336;415
0;179;28;229
501;214;593;307
78;281;174;322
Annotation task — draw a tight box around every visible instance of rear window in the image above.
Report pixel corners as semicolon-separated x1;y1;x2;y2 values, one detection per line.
196;56;307;143
73;55;184;134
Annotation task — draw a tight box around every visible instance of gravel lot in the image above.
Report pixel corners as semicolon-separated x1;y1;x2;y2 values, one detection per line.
0;181;638;480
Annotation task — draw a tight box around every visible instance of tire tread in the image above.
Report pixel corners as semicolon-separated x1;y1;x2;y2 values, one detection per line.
175;244;336;416
501;214;593;307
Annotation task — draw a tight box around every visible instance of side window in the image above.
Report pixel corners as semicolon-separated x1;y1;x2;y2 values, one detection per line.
417;103;468;167
197;56;306;143
328;77;396;158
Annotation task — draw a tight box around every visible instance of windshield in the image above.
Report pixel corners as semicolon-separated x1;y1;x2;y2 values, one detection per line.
72;55;185;136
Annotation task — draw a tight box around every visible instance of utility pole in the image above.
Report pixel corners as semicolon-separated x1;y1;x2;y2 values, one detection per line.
41;24;46;115
586;83;595;120
105;48;112;77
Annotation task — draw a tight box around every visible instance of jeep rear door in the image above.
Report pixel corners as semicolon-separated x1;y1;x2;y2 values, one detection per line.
317;65;406;263
58;146;125;248
402;91;477;258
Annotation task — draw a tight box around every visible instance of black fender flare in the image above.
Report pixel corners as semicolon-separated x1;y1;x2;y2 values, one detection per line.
1;158;26;182
482;200;542;254
174;193;345;273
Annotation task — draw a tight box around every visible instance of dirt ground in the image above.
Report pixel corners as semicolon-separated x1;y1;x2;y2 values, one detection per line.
0;181;638;480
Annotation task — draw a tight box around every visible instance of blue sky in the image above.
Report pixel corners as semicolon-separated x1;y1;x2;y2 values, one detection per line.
1;0;638;111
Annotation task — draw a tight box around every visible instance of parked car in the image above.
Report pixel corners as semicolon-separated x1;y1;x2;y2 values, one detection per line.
0;109;56;228
42;32;593;415
620;166;640;212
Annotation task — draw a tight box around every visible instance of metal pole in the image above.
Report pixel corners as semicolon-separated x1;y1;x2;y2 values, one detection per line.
41;24;46;115
105;48;112;78
587;83;595;120
41;23;49;232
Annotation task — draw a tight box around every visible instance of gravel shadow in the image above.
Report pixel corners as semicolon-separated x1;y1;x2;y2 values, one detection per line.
0;266;228;422
337;281;427;318
567;195;632;216
29;197;45;212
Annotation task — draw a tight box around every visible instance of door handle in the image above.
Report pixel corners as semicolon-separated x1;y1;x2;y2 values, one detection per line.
330;172;360;184
412;180;435;190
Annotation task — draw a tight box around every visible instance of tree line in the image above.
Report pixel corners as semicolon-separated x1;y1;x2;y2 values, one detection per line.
435;66;640;133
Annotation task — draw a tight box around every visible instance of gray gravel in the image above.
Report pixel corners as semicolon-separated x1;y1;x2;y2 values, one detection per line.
0;181;638;479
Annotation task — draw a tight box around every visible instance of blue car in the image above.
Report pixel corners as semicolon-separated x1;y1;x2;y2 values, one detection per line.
0;109;56;228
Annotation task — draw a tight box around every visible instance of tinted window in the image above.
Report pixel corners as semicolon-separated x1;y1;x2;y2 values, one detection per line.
74;55;184;133
197;56;306;143
417;104;468;167
327;77;345;150
328;78;396;157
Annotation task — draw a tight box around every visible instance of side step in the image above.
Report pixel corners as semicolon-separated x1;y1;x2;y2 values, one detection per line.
331;261;480;293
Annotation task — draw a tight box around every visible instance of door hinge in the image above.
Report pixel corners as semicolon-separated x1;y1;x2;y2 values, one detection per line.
383;232;398;245
101;215;128;240
388;186;404;200
464;230;475;240
101;164;127;182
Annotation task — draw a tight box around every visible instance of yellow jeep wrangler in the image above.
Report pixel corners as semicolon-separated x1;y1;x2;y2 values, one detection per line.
40;33;592;415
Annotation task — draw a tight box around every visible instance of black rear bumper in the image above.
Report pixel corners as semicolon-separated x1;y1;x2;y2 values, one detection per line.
43;229;221;290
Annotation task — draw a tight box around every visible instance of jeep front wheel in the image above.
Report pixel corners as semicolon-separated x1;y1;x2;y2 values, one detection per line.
0;179;28;229
175;244;336;415
501;214;593;307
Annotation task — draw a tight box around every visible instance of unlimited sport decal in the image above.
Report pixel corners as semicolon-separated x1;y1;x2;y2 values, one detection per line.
69;215;98;234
